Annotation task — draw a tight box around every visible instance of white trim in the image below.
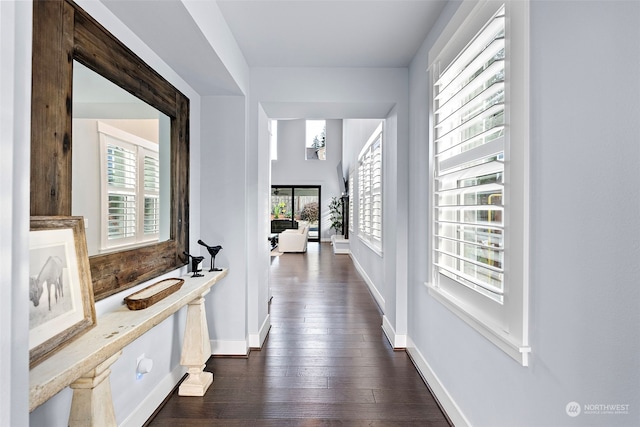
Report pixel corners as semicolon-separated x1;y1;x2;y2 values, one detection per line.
406;337;470;427
428;0;503;72
382;316;407;349
427;281;530;366
249;314;271;348
119;364;185;427
98;121;158;152
349;253;385;311
357;234;383;257
211;339;249;357
357;123;383;159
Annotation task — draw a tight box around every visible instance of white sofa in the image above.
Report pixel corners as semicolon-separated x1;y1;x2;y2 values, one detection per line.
278;226;309;253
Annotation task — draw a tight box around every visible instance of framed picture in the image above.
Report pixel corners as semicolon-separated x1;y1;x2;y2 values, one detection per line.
29;216;97;368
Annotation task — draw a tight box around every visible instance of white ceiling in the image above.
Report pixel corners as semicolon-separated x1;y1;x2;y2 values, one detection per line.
216;0;448;68
102;0;448;96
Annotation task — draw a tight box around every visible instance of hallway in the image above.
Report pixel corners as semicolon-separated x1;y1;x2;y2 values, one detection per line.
148;243;450;426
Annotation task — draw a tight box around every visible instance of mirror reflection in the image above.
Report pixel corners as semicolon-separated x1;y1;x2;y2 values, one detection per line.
72;61;171;256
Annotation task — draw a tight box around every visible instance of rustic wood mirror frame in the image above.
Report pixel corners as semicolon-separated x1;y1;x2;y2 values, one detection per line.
31;0;189;301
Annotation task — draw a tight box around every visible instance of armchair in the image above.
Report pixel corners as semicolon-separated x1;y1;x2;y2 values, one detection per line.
278;226;309;253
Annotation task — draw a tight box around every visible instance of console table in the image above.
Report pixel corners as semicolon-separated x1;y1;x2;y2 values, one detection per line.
29;268;228;425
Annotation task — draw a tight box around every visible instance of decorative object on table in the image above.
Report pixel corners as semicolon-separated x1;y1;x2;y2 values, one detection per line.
123;278;185;310
268;234;278;250
197;240;223;272
328;196;344;236
29;216;97;368
183;251;205;277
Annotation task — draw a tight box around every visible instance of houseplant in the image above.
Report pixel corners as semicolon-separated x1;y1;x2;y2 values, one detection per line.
328;197;343;236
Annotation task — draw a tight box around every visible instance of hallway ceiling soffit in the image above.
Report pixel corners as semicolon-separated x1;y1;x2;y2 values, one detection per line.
101;0;243;96
100;0;448;106
261;101;396;120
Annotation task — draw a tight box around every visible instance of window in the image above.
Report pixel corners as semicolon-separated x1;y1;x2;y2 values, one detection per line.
358;123;383;253
305;120;326;160
270;186;321;241
348;170;354;233
99;122;160;251
270;119;278;161
428;1;530;365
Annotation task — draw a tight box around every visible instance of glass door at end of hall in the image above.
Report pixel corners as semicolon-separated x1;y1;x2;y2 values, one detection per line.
270;186;320;242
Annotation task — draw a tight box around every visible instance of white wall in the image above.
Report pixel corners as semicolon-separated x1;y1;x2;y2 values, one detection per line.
199;95;250;355
251;105;272;348
342;119;386;307
406;1;640;426
1;1;32;425
343;108;409;348
271;119;344;241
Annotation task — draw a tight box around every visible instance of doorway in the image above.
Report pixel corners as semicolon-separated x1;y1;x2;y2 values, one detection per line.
271;186;321;242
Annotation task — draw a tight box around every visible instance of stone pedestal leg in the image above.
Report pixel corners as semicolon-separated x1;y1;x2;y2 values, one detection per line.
179;290;213;396
68;351;122;427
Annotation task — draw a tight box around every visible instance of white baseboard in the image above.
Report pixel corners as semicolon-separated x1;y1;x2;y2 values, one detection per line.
211;339;249;356
249;314;271;348
406;337;469;427
349;253;385;311
382;315;407;348
120;364;186;427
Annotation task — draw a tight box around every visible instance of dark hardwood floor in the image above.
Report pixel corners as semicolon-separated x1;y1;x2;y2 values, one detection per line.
148;243;450;426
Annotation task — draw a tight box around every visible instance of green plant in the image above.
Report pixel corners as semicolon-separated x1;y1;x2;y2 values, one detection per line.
328;197;343;235
273;201;286;219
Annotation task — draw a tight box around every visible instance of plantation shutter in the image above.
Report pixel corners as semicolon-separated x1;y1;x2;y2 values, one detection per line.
433;5;506;303
359;150;371;238
348;171;354;233
370;136;382;244
99;122;161;251
142;153;160;236
357;124;383;251
106;144;137;240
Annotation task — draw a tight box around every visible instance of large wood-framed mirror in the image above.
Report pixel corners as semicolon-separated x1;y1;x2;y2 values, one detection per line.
31;0;189;301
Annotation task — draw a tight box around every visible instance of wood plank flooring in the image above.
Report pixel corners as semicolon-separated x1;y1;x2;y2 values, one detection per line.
147;243;450;426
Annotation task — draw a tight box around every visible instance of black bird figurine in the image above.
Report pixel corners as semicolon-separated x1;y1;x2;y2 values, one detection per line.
197;240;223;272
183;251;205;277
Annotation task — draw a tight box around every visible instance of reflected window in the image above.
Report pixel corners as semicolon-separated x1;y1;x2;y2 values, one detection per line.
99;122;160;250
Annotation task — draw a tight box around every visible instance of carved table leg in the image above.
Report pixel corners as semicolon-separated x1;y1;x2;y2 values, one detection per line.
179;289;213;396
68;351;122;427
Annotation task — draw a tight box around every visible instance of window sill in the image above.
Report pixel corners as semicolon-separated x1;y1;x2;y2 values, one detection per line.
425;281;530;366
358;235;383;257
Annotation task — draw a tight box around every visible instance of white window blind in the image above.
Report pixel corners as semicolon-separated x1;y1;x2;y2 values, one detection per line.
106;144;137;240
433;5;506;304
428;0;530;366
348;171;354;233
358;124;383;251
143;153;160;236
99;122;160;251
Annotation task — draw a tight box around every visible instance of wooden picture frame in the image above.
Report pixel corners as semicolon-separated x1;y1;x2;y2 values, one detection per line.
29;216;97;368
